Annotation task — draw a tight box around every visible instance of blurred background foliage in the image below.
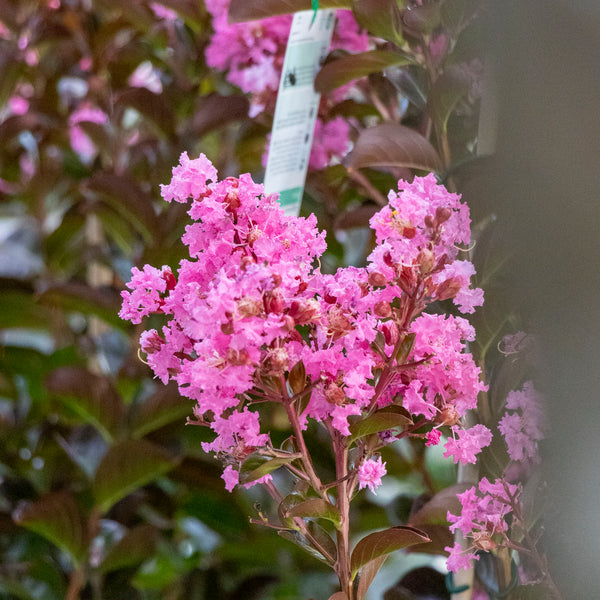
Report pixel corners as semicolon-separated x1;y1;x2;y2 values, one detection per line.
0;0;528;599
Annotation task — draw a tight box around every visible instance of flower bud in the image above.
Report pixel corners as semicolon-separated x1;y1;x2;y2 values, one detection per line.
368;271;387;287
435;206;452;225
437;405;460;426
472;531;496;552
373;300;392;318
263;290;284;314
289;299;319;325
161;266;177;291
417;249;435;275
382;321;399;346
424;214;435;228
224;187;240;212
436;277;462;301
324;292;337;304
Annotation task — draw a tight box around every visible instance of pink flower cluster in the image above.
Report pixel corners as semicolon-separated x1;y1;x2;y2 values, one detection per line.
499;381;546;464
445;477;521;572
120;154;488;490
205;2;370;168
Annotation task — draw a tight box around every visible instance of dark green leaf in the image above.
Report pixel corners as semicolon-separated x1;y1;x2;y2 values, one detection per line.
350;526;430;577
13;492;87;564
0;291;52;330
131;383;195;438
93;439;176;513
315;50;413;95
100;524;157;573
352;0;403;44
348;408;412;443
46;366;124;441
286;498;341;528
346;123;442;172
228;0;351;22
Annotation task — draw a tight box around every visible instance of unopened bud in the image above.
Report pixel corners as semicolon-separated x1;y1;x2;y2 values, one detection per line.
435;206;452;226
263;290;284;314
368;271;387;287
417;249;435;275
373;300;392;318
324;292;337;304
161;266;177;291
436;277;461;301
271;273;282;287
472;531;496;552
382;321;399;346
289;299;319;325
424;215;435;228
224;187;240;212
437;405;459;426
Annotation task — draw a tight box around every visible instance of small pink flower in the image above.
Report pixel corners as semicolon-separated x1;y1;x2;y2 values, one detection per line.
358;457;386;494
222;465;239;492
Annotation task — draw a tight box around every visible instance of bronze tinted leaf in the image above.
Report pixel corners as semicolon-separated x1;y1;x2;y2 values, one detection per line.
13;492;87;564
350;526;430;576
346;123;442;172
315;50;413;95
46;366;124;441
352;0;403;44
93;439;176;513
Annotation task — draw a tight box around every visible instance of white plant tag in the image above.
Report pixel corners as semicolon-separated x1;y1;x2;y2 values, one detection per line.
263;9;336;216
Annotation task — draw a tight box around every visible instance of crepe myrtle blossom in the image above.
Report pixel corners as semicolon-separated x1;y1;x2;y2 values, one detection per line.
445;477;521;573
358;456;387;494
120;153;487;491
498;381;546;464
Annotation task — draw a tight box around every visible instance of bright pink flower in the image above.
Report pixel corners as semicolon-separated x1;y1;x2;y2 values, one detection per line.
160;152;218;202
443;424;492;465
358;456;386;494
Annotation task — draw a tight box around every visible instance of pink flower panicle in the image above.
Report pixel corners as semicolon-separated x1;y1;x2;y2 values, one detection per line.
120;154;487;490
498;381;546;464
445;477;521;572
205;1;369;168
